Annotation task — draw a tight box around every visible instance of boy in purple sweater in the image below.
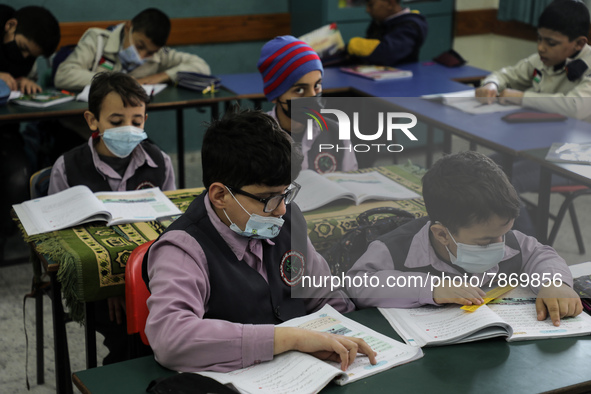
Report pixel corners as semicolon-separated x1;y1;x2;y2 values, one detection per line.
143;110;376;372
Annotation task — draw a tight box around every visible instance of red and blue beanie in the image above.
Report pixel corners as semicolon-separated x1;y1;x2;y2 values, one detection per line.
257;35;323;102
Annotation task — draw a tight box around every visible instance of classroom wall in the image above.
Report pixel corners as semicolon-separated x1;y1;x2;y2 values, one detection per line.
452;0;535;72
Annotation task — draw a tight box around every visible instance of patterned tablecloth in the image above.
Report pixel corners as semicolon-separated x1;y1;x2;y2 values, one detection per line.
19;165;425;321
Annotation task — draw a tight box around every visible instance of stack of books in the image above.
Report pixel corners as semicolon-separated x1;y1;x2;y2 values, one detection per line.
177;72;221;93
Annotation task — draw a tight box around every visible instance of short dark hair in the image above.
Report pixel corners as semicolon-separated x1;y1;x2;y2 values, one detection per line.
202;109;303;189
538;0;590;40
88;72;149;119
131;8;170;47
421;151;520;235
14;6;60;57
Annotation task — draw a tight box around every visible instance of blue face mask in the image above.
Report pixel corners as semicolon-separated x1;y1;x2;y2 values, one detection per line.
445;229;506;274
223;188;284;239
118;28;144;71
101;125;147;158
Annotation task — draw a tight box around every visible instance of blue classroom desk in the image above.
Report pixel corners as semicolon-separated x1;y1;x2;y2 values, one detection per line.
221;64;591;177
219;62;489;98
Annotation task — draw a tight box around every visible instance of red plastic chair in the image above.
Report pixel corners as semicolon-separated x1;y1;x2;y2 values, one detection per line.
547;185;591;254
125;240;155;346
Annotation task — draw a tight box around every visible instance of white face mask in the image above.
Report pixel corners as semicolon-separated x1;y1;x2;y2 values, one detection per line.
100;125;147;158
444;228;506;274
118;28;145;71
223;187;284;239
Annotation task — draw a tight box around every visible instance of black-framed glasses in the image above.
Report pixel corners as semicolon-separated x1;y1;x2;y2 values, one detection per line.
226;182;301;213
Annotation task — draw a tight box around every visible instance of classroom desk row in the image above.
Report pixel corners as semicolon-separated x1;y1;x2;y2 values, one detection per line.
72;307;591;394
21;165;424;394
0;86;235;188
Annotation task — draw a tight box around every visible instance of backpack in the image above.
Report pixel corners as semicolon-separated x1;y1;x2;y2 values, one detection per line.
323;207;416;276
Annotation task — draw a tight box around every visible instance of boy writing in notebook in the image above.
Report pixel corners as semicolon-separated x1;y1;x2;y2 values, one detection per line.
0;5;60;93
346;0;428;67
346;151;582;327
54;7;210;90
258;35;358;173
476;0;591;121
476;0;591;235
143;110;376;372
48;72;174;364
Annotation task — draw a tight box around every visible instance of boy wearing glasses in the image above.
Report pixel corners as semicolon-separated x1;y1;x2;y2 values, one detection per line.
142;110;376;373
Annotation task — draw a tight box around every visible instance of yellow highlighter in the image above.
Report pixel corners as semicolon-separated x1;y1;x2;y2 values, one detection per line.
461;285;516;312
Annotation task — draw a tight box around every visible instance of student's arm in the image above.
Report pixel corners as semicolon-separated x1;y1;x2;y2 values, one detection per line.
0;72;17;90
160;151;176;191
47;156;70;195
145;232;370;372
54;29;105;90
521;77;591;120
480;54;538;94
155;47;211;82
346;240;439;308
146;231;275;372
517;231;582;325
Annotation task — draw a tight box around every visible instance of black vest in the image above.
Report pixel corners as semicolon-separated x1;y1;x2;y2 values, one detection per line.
366;13;428;65
142;193;309;324
63;141;165;191
379;217;522;277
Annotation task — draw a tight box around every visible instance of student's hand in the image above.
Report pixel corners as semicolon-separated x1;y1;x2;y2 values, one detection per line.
0;72;18;91
274;327;377;371
498;89;524;105
107;296;126;325
475;83;498;104
17;77;42;95
433;279;486;306
136;72;171;85
536;284;583;327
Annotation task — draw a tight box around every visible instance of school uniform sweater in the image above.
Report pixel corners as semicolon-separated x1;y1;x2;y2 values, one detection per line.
482;45;591;122
346;218;572;309
143;193;354;372
54;23;210;90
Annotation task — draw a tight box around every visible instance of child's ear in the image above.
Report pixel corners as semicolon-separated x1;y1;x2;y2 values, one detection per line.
83;110;99;131
575;36;588;51
430;223;452;246
4;18;17;36
208;182;230;209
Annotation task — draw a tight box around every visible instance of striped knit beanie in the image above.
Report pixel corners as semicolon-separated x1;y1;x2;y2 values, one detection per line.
257;35;323;101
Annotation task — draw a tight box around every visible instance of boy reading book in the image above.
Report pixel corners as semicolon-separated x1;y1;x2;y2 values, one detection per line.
476;0;591;236
143;109;377;372
346;151;582;327
48;71;175;365
257;35;358;174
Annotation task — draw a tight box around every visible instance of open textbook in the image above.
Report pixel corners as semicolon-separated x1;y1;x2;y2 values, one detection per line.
379;287;591;347
422;89;521;115
545;142;591;165
294;170;420;212
197;304;423;394
11;90;75;108
13;185;181;236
